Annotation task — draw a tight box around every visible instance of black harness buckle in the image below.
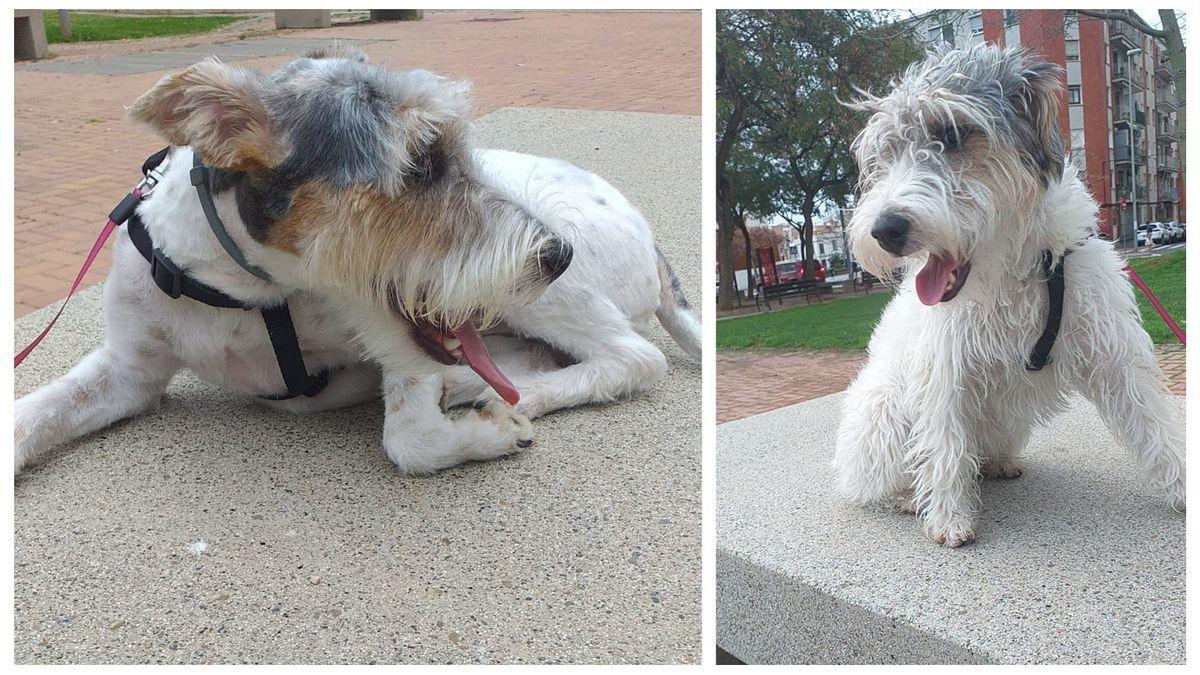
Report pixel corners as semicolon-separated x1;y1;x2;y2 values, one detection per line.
149;249;184;299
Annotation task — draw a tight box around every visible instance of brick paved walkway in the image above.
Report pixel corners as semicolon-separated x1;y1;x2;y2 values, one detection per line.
718;346;1187;424
14;10;699;316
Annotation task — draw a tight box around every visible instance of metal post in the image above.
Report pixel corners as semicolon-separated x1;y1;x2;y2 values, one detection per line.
1127;47;1142;244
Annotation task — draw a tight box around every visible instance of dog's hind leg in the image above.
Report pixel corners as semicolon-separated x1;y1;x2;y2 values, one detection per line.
474;297;668;420
1082;357;1185;510
258;363;382;414
380;371;533;475
832;359;913;509
976;411;1031;479
15;342;180;475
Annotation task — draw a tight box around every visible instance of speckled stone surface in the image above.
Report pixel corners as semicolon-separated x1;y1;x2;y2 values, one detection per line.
717;393;1185;665
14;108;701;664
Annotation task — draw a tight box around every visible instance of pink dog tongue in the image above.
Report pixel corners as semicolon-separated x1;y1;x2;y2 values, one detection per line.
915;253;957;306
451;323;520;405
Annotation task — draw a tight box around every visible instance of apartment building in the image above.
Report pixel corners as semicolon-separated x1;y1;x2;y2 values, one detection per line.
915;9;1184;241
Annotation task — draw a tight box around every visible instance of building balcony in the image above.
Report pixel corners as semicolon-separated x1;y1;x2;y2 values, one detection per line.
1156;87;1178;111
1157;154;1180;172
1157;123;1178;142
1111;65;1146;89
1158;186;1179;201
1115;183;1148;203
1155;52;1173;80
1114;108;1146;126
1109;18;1141;48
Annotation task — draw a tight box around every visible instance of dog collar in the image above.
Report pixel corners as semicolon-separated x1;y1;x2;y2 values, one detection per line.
129;147;328;400
1026;249;1069;371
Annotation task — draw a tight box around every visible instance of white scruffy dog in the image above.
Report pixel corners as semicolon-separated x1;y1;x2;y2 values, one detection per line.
15;47;700;476
833;45;1184;547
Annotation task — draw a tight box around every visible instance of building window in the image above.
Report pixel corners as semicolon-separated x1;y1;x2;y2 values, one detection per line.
969;12;983;35
1065;39;1080;61
1068;85;1081;105
928;23;955;46
1004;9;1019;27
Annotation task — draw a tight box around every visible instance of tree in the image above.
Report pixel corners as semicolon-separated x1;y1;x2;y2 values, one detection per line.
716;10;923;310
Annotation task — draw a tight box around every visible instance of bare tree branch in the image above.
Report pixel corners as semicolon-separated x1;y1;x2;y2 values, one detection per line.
1077;10;1168;40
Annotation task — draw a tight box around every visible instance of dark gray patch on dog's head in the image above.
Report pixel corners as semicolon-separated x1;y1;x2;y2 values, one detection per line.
854;44;1066;188
197;55;476;242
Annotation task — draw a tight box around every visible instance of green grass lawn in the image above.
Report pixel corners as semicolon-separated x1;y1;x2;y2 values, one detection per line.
717;291;894;350
717;248;1186;350
1128;249;1185;344
44;12;243;44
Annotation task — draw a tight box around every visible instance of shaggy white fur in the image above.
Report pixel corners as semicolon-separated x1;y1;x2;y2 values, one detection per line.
833;45;1184;547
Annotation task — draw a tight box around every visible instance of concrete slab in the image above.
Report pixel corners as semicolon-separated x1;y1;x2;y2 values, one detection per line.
717;393;1185;665
17;38;375;75
15;108;701;664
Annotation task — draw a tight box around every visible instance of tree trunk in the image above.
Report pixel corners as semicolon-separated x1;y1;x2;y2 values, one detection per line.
57;10;70;38
716;173;739;311
736;213;755;300
801;199;817;268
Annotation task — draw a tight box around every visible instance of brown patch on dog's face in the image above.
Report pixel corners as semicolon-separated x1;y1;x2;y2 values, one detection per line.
266;179;464;261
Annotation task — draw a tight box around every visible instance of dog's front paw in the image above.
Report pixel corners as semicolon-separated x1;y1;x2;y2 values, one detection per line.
471;398;534;449
925;518;976;548
982;457;1024;479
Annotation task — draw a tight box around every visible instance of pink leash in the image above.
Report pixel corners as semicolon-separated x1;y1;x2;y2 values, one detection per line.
1123;263;1186;346
14;185;149;367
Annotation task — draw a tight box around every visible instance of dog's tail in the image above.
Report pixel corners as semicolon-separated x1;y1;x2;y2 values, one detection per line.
654;246;702;359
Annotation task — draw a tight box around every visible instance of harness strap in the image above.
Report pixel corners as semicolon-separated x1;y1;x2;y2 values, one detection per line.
258;305;331;400
126;214;247;309
1027;250;1067;371
189;154;274;282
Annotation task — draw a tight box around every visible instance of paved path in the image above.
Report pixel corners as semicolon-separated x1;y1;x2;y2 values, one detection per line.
718;346;1186;424
14;10;699;316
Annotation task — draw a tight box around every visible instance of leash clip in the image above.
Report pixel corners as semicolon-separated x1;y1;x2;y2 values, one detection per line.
137;166;165;196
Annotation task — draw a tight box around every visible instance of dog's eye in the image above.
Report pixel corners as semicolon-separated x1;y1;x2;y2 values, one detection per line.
935;125;971;151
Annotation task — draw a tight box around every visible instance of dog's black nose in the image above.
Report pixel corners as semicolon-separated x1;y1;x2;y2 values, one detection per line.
538;238;573;282
871;212;910;256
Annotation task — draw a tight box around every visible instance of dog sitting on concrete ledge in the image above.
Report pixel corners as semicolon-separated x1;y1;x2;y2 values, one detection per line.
15;46;700;476
832;45;1183;547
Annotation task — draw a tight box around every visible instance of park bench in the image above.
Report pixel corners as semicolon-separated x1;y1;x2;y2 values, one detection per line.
854;271;881;294
754;279;833;310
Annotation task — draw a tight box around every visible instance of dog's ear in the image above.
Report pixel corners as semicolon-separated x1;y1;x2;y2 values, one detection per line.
1011;59;1065;187
127;58;280;172
397;76;475;188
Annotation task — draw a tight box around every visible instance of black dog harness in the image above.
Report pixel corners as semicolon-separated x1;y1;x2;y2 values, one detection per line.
1026;249;1069;371
125;147;328;400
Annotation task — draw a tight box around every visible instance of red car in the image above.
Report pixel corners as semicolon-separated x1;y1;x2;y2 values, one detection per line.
762;259;826;286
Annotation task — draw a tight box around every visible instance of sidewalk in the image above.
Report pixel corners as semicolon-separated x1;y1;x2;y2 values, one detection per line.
717;393;1184;664
14;10;699;316
718;346;1186;423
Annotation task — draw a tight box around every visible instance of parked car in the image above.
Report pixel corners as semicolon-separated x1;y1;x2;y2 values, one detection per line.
1149;223;1168;244
1177;222;1186;241
1135;223;1150;247
1166;222;1183;243
762;259;827;286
